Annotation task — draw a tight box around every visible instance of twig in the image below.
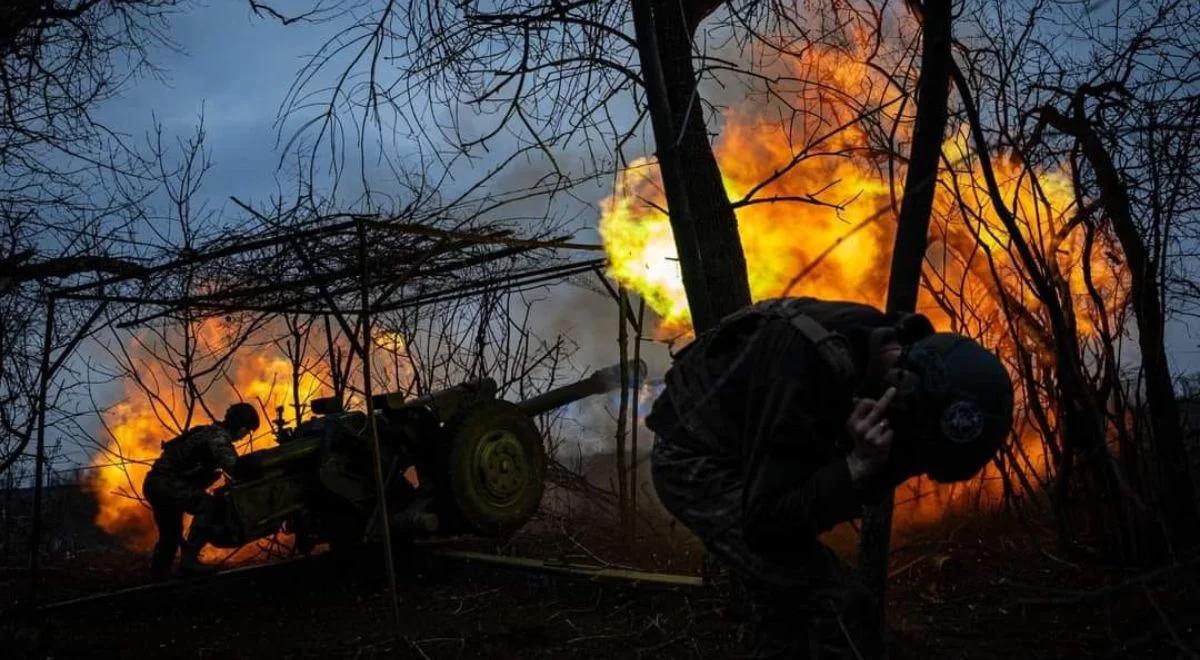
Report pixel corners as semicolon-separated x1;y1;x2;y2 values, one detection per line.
887;554;929;580
1040;549;1082;571
567;630;639;645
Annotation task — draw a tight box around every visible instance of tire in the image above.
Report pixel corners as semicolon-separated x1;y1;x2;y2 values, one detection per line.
439;399;546;537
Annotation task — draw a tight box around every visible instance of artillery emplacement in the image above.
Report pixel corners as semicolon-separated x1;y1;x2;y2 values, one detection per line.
204;361;645;554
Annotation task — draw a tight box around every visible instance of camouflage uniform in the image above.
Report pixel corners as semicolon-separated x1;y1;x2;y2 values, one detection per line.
647;298;912;659
143;424;237;579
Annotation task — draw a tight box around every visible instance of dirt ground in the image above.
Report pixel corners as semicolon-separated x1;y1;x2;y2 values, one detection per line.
2;510;1197;659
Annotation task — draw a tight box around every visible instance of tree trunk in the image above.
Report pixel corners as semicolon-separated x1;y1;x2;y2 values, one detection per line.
616;287;631;536
630;296;646;536
630;0;751;332
884;0;952;313
862;0;954;647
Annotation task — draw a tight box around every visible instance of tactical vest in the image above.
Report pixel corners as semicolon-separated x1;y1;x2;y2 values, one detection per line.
155;425;224;484
662;298;859;447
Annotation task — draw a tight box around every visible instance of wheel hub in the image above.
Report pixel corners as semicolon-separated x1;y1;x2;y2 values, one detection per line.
477;430;526;502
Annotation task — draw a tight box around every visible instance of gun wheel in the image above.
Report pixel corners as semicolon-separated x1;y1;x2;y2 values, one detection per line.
441;399;545;536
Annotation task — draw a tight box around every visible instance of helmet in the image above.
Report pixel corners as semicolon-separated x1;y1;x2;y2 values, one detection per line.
885;333;1013;483
224;402;261;433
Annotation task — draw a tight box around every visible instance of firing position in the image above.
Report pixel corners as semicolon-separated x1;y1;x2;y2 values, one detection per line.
143;403;260;580
647;297;1013;658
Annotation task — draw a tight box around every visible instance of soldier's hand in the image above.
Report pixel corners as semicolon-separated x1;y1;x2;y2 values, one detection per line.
845;387;897;482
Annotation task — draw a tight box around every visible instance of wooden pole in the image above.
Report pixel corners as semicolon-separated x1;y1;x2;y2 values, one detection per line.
615;287;631;537
357;220;402;631
29;295;56;602
629;297;646;537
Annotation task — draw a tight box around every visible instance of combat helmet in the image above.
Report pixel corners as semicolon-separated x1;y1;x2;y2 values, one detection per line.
885;333;1013;483
224;402;261;433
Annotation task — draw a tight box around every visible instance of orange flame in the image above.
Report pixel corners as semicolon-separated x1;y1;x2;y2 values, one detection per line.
601;39;1124;528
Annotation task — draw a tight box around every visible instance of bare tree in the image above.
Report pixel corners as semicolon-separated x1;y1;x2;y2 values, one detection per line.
0;0;176;281
1022;3;1200;551
945;0;1200;558
0;1;181;478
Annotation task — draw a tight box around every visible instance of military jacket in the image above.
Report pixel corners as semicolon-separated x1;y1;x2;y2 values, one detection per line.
647;298;904;553
150;424;238;488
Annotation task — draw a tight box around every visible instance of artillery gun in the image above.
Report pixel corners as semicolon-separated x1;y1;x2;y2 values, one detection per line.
202;362;643;553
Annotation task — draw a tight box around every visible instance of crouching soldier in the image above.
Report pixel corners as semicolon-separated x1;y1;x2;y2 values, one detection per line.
143;402;260;580
646;297;1013;658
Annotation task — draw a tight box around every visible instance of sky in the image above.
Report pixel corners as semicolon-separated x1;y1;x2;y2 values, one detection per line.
96;6;359;217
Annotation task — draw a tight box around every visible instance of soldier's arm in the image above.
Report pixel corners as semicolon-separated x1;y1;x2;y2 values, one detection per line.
740;324;860;551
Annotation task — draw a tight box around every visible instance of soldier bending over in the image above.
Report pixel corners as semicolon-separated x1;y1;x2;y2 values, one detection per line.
143;403;260;580
647;298;1013;658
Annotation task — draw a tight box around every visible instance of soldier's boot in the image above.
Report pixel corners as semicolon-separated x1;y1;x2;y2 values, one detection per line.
179;493;223;576
178;532;219;576
390;496;439;536
149;537;176;582
150;556;173;582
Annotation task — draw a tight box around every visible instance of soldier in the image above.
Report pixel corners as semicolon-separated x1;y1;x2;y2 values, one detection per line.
143;402;260;580
646;297;1013;658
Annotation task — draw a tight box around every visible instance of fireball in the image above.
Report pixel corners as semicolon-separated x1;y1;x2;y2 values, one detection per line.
599;37;1124;528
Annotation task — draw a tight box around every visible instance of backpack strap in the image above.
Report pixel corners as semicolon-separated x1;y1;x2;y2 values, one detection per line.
671;299;859;390
767;300;859;385
787;313;856;382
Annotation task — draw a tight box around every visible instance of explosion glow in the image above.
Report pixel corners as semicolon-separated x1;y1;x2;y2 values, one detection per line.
86;317;423;559
88;319;329;559
600;37;1126;528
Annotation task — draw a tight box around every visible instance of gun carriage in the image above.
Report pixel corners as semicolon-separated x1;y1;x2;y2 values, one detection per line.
203;362;642;553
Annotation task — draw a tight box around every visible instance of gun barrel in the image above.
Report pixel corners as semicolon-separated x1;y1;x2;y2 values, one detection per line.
517;360;647;416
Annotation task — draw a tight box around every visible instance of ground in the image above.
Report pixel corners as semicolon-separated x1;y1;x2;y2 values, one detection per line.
1;510;1197;659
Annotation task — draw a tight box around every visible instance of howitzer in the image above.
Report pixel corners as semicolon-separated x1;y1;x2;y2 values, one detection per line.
202;361;645;553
